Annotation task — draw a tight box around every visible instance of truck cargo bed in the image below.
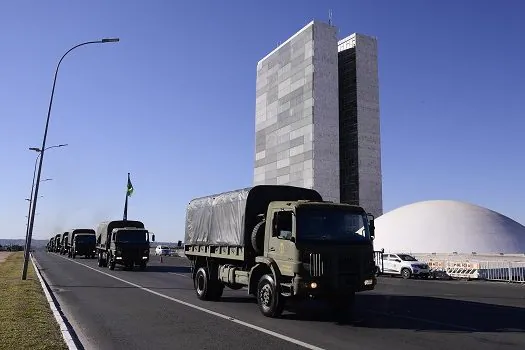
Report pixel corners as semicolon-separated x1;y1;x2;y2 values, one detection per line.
184;185;322;259
184;244;246;260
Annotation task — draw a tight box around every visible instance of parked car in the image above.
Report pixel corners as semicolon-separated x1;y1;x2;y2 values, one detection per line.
155;245;171;256
377;253;430;279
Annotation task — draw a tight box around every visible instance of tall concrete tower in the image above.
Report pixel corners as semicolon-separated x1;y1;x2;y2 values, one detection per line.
338;34;383;218
253;21;383;217
253;21;340;202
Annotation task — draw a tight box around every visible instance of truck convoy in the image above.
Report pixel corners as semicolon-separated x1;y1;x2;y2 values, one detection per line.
96;220;155;270
184;185;377;319
68;228;96;259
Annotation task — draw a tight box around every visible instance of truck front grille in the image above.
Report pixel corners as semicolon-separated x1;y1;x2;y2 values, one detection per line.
309;253;324;277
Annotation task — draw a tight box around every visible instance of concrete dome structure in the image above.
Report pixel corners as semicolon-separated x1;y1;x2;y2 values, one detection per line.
373;200;525;254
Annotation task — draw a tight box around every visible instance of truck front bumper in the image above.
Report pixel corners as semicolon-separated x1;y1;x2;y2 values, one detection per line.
292;274;376;298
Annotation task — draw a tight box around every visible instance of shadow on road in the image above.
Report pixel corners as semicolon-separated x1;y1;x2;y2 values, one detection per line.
280;294;525;333
145;265;191;273
220;296;257;304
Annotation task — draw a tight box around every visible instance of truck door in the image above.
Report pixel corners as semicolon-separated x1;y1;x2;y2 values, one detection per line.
267;210;295;277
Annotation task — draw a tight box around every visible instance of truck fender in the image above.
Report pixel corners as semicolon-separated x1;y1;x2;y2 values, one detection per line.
248;257;281;295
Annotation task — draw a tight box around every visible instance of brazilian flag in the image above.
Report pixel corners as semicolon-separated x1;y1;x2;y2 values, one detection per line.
127;173;134;197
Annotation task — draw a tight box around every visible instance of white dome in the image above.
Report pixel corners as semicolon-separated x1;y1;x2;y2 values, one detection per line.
373;200;525;254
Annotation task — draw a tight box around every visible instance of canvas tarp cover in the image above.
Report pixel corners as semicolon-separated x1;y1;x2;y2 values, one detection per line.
97;220;145;246
185;187;250;246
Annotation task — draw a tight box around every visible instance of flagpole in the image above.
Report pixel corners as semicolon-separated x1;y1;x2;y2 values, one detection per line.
123;172;130;221
123;192;128;221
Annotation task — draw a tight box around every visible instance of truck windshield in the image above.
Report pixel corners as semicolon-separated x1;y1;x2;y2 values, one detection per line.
296;207;371;242
116;230;148;243
75;235;95;244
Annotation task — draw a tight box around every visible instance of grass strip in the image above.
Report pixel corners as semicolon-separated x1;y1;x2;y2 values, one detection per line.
0;252;68;350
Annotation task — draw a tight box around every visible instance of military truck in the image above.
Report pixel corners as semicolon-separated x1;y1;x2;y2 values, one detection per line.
47;237;55;252
184;185;377;319
96;220;155;270
54;233;62;253
68;228;96;259
59;231;70;255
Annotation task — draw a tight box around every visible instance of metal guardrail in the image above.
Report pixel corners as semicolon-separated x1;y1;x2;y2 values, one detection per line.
374;251;525;283
418;258;525;283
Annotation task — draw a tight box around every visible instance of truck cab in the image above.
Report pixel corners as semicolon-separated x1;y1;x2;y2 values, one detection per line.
251;200;376;314
54;233;62;253
96;220;155;271
69;229;96;259
60;231;70;255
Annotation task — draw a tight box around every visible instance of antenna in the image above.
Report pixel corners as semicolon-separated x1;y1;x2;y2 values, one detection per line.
328;9;333;26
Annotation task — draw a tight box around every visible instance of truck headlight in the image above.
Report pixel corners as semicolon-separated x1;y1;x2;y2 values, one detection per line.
310;282;318;289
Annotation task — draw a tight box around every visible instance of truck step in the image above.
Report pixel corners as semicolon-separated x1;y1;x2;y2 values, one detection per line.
280;282;293;297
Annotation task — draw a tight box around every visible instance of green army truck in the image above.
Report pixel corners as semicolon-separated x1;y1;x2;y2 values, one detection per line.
184;185;377;319
60;231;70;255
96;220;155;270
68;228;96;259
54;233;62;253
47;237;55;252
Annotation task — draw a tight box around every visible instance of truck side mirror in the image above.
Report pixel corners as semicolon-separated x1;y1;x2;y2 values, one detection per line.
151;234;155;242
368;215;375;240
177;240;182;247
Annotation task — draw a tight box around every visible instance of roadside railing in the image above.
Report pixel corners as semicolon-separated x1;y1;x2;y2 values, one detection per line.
419;258;525;283
374;251;525;283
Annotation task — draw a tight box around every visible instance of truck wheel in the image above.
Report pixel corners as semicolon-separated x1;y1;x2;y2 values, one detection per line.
401;268;411;279
139;262;147;270
194;267;212;300
97;253;103;267
251;219;266;255
257;274;285;318
109;258;116;270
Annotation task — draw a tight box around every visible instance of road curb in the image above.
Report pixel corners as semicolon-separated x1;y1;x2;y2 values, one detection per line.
30;253;79;350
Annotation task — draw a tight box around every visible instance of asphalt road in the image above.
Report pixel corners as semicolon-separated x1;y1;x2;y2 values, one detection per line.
33;252;525;350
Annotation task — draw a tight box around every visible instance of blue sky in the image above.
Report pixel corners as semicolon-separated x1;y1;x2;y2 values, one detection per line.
1;0;524;242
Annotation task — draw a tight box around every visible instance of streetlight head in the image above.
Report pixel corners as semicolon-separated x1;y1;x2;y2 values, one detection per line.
29;147;41;152
102;38;119;43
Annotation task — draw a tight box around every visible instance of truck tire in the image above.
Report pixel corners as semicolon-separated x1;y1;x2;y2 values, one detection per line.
251;219;266;255
97;253;103;267
109;256;116;270
257;274;285;318
194;267;223;301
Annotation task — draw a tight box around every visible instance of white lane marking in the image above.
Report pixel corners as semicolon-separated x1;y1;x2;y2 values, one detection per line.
55;254;325;350
368;310;479;332
30;254;79;350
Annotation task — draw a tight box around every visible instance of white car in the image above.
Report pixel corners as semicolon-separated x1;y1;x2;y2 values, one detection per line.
155;245;171;256
378;253;430;279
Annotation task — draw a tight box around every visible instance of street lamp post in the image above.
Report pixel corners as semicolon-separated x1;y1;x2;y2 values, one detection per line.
22;37;119;280
22;144;66;266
